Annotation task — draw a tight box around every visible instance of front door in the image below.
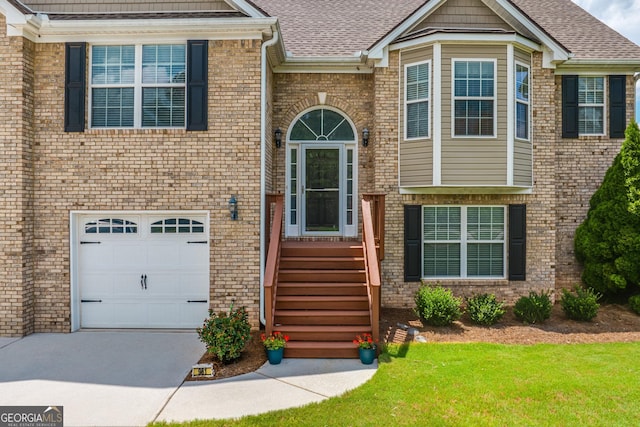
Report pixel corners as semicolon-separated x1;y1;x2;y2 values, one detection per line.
285;107;358;237
303;146;341;234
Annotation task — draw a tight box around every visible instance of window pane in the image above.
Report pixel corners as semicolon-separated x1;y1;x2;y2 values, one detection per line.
467;243;503;276
579;106;604;134
424;243;461;277
142;44;186;84
516;102;528;139
453;61;494;136
407;101;429;138
516;65;529;102
142;87;185;127
92;88;134;127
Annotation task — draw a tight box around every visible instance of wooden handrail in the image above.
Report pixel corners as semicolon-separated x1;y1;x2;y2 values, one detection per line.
264;194;284;337
362;193;385;260
362;198;381;344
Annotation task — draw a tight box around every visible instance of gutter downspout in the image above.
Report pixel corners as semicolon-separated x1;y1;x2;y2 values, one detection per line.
260;30;279;326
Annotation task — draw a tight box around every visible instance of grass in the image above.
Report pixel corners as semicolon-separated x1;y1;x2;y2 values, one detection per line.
151;342;640;427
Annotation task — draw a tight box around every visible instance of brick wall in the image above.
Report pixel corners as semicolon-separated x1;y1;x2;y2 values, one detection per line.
0;17;36;336
554;75;636;289
0;38;265;334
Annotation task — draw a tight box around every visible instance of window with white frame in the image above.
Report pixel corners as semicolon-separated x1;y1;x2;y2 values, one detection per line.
453;60;495;137
91;44;186;128
578;76;605;135
515;63;530;140
405;61;430;139
423;206;505;278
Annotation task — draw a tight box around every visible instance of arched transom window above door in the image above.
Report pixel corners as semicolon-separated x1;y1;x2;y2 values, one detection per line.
289;108;355;142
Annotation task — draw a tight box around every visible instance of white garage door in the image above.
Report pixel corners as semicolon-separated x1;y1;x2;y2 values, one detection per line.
77;213;210;328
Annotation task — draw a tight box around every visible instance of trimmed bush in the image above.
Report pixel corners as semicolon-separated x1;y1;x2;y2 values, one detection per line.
514;291;552;324
560;286;601;321
575;121;640;296
466;293;506;326
414;284;463;326
197;304;251;363
630;295;640;315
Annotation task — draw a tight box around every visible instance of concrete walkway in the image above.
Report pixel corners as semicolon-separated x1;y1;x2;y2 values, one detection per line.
0;332;377;426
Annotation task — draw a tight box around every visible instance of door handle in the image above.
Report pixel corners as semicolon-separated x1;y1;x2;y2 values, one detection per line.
302;185;305;194
144;274;147;290
141;274;147;290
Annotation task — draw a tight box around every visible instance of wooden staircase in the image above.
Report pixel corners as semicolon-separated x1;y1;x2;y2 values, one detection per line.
275;241;372;358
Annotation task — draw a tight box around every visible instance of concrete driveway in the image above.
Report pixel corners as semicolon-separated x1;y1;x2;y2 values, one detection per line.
0;331;204;427
0;332;377;426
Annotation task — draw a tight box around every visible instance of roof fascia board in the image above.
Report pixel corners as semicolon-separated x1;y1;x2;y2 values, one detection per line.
389;32;540;52
274;57;372;74
368;0;446;60
369;0;570;66
226;0;267;18
0;0;36;40
491;0;569;62
555;61;640;74
31;17;277;43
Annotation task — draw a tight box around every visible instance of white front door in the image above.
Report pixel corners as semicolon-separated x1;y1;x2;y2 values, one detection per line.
75;213;209;329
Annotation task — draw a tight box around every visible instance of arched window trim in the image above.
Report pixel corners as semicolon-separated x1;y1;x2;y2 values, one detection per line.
287;106;357;143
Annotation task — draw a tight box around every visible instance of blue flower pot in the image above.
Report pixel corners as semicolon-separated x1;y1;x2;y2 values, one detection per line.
267;347;284;365
358;347;376;365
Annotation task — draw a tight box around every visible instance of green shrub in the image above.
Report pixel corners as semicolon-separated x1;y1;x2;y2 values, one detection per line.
466;293;506;326
560;286;601;321
514;291;552;324
414;284;463;326
629;295;640;315
197;304;251;363
574;121;640;296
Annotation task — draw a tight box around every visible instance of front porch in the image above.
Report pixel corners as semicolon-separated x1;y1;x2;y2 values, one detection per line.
264;194;384;358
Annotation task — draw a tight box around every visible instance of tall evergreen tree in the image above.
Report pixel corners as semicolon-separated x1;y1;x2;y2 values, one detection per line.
575;120;640;295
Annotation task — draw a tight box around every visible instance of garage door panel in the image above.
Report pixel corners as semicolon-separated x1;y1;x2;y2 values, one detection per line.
79;273;113;297
113;244;148;267
78;213;209;329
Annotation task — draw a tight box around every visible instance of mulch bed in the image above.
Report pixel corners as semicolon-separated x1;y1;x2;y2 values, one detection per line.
186;304;640;381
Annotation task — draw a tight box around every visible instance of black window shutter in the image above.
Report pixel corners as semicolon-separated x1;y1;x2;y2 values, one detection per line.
508;204;526;281
562;75;578;138
404;205;422;282
609;75;626;138
187;40;208;131
64;42;86;132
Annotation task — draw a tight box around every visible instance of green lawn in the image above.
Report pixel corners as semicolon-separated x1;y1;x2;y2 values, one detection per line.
152;342;640;427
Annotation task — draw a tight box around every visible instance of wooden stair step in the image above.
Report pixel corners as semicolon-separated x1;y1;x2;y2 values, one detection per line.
276;295;369;310
275;309;370;325
281;242;363;258
284;341;360;358
276;325;372;341
277;282;368;296
278;269;366;283
279;256;365;270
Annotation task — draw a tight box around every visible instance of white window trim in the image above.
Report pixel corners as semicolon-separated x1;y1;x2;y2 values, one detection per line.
422;205;506;280
451;58;497;139
404;60;431;141
578;75;607;137
515;61;531;142
89;43;187;130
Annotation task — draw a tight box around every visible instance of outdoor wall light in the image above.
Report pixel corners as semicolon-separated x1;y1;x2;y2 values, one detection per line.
274;128;282;148
362;127;370;147
229;195;238;220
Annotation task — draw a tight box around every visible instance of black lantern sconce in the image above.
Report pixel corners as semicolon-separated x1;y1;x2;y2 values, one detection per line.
274;128;282;148
362;128;370;147
229;195;238;220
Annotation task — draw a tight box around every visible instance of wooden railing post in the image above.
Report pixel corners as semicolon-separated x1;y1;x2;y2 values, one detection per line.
362;198;381;344
362;193;385;260
264;194;284;337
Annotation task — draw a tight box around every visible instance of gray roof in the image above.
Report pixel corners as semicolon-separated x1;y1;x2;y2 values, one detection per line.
11;0;640;61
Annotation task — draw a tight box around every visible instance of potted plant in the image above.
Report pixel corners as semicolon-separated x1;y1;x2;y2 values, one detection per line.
353;333;377;365
261;331;289;365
